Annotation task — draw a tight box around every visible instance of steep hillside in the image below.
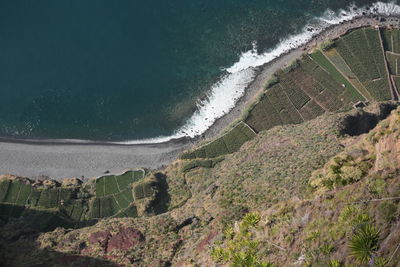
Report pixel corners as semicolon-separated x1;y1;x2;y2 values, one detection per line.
1;103;399;266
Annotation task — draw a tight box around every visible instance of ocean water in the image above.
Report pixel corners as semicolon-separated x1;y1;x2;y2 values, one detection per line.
0;0;398;142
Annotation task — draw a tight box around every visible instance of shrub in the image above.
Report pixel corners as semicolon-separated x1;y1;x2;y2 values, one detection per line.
282;59;299;73
349;224;380;264
264;75;279;89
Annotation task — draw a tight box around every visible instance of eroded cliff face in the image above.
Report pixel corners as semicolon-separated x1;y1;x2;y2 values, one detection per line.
0;104;399;266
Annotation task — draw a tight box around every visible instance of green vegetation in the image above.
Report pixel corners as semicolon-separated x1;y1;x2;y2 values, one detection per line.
180;122;256;159
349;224;380;264
335;28;392;101
264;75;279;89
0;169;146;225
211;212;274;267
95;169;144;197
310;50;364;101
182;156;225;172
385;51;400;75
310;153;374;191
183;27;395;164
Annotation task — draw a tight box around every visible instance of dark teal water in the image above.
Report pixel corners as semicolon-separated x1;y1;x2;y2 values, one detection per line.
0;0;394;141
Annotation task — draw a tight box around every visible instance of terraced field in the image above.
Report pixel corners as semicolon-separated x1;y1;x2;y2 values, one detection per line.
0;169;147;228
182;27;398;160
334;28;392;101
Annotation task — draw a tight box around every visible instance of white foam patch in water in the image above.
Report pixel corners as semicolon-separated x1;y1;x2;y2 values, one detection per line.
119;1;400;144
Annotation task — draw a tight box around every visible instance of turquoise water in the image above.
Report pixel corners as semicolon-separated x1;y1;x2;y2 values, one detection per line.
0;0;396;141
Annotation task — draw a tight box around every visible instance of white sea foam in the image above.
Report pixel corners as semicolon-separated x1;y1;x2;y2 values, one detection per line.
119;1;400;145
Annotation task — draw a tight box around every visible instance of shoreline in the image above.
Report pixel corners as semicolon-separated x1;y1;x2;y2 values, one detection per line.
1;14;400;180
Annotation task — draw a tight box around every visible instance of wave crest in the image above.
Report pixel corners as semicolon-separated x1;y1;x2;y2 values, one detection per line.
122;1;400;145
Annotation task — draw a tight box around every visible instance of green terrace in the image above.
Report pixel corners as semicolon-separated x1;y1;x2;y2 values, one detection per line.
180;26;399;162
0;169;158;230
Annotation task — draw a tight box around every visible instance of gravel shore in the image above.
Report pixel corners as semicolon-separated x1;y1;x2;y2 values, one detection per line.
1;15;399;180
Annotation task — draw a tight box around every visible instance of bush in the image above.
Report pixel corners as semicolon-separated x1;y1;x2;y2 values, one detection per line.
264;75;279;89
282;59;299;73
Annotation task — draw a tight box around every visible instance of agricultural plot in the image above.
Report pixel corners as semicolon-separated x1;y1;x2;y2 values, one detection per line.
62;200;88;222
393;76;400;91
309;50;364;102
324;48;374;101
95;169;144;197
3;180;22;204
99;196;120;218
181;122;256;159
288;64;343;112
244;96;283;132
335;28;392;101
90;169;145;219
0;172;143;223
122;205;138;217
37;188;60;209
266;84;304;124
381;28;400;53
299;100;325;121
114;188;133;209
385;51;400;75
278;75;311;110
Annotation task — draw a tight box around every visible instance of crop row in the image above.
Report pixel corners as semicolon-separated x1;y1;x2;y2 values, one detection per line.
95;169;145;198
181;122;256;159
308;51;364;102
336;28;392;101
364;28;388;78
364;79;392;101
335;37;371;83
0;179;76;209
324;48;374;101
289;66;344;112
382;29;400;53
302;56;345;95
267;84;304;124
342;29;381;80
385;52;400;75
279;75;311;109
299;100;325;121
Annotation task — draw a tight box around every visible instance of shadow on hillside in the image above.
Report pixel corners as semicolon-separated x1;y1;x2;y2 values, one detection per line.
0;222;117;267
0;203;97;233
340;103;397;136
151;173;171;214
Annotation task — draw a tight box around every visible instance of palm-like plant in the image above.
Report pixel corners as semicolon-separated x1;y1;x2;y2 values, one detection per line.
349;224;380;264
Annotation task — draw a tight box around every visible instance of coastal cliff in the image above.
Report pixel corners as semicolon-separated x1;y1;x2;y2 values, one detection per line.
1;18;400;266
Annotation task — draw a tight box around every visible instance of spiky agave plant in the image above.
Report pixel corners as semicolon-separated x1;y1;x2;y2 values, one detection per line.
349;224;380;264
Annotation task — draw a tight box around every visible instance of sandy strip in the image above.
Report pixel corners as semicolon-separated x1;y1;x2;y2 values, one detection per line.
1;15;399;180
